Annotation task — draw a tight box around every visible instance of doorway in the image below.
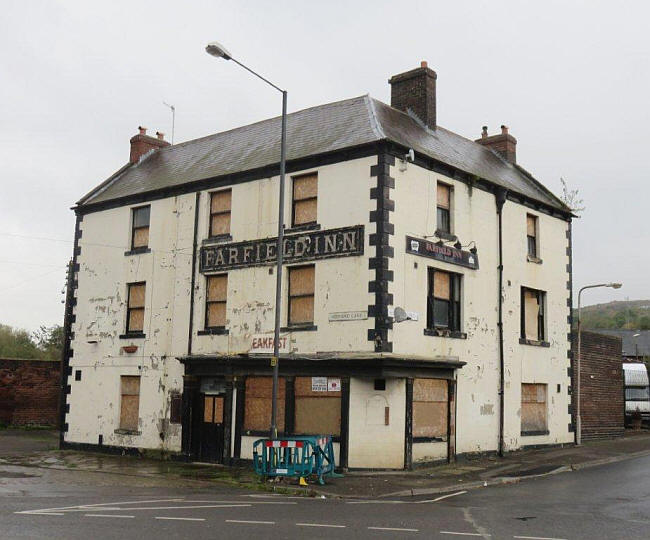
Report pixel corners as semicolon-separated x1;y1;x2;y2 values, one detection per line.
199;394;225;462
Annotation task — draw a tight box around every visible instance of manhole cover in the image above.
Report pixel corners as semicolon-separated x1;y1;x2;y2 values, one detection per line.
500;465;560;477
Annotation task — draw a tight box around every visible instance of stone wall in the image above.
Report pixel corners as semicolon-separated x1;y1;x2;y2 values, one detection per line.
0;358;60;427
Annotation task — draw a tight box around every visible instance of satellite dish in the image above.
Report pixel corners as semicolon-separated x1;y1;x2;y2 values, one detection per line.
393;307;410;323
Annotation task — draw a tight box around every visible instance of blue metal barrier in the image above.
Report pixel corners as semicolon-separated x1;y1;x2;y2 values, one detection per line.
253;435;341;485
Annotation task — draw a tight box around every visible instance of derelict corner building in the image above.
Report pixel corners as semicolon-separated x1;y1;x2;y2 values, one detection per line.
61;62;574;469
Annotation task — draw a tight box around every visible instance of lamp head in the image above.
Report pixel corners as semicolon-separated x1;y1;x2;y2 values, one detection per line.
609;283;623;289
205;41;232;60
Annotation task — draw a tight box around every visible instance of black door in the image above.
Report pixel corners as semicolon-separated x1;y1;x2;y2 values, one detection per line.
199;394;225;462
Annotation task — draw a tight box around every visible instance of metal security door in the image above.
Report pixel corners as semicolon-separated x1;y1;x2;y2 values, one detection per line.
199;394;224;462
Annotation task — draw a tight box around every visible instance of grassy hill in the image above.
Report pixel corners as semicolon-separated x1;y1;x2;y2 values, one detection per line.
578;299;650;330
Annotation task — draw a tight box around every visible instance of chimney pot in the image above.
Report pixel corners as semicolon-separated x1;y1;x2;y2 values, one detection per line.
138;126;147;135
501;125;508;135
481;126;488;139
156;131;165;140
420;61;428;68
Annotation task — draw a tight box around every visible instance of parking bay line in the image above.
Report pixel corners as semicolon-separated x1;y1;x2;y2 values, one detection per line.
513;536;568;540
155;517;206;522
296;523;346;528
368;526;419;532
441;532;489;537
15;512;64;516
226;519;275;525
84;514;135;519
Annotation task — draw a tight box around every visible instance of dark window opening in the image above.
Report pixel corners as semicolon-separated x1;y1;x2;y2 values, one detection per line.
131;206;150;249
374;378;386;391
427;268;461;332
436;183;451;233
521;287;546;341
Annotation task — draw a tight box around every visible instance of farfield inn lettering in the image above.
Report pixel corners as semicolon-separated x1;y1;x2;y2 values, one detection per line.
200;225;364;272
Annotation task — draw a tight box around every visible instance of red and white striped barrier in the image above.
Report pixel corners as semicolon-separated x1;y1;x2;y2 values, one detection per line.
265;440;304;448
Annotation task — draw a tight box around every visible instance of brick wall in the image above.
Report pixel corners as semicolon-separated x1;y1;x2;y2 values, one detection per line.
578;331;624;440
0;358;60;427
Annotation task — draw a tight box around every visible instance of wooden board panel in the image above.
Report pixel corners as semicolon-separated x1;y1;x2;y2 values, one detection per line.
207;275;228;302
524;290;539;340
243;397;285;431
211;213;230;235
206;302;226;327
121;376;140;395
437;183;450;208
246;377;286;398
293;199;317;225
295;397;341;435
204;396;214;423
413;401;448;438
120;394;139;431
290;296;314;325
211;190;232;213
293;174;318;199
129;283;146;308
433;271;450;300
132;227;149;248
128;308;144;332
527;215;537;236
295;377;342;397
413;378;447;402
214;397;224;423
521;402;547;431
289;266;315;296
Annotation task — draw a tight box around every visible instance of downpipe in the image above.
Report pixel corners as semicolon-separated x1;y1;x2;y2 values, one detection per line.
495;187;508;457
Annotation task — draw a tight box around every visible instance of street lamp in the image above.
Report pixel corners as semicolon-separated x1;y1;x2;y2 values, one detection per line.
576;282;622;445
206;41;288;440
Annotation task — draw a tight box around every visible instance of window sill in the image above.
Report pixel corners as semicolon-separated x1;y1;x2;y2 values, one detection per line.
280;324;318;332
519;338;550;347
521;430;549;437
423;328;467;339
114;429;141;436
434;229;456;241
285;223;321;234
124;247;151;256
119;332;146;339
202;234;233;245
413;436;447;443
527;255;543;264
197;327;229;336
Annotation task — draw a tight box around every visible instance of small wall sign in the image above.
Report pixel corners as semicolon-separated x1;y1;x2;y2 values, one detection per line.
328;311;368;322
327;378;341;392
311;377;328;392
406;235;479;270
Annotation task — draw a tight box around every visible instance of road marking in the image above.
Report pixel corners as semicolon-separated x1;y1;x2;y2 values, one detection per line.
16;498;185;514
106;504;251;511
441;532;489;537
417;490;468;503
513;536;568;540
296;523;346;528
347;500;404;504
15;512;64;516
84;514;135;519
155;517;206;522
183;500;297;505
368;526;419;532
226;519;275;525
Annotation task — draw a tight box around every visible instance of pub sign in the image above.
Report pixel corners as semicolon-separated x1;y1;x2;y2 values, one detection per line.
406;235;479;270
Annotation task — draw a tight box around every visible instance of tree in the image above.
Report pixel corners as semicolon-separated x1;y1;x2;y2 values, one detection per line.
639;316;650;330
560;177;585;214
0;324;43;359
33;325;64;360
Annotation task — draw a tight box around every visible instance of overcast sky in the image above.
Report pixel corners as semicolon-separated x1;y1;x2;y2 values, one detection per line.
1;0;648;332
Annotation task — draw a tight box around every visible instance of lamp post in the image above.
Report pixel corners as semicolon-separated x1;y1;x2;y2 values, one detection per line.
206;41;287;440
576;282;622;445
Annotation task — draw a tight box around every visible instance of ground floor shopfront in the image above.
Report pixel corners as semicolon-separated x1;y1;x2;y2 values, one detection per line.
179;354;464;470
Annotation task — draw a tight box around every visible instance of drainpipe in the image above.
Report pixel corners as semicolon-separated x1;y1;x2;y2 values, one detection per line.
495;187;508;457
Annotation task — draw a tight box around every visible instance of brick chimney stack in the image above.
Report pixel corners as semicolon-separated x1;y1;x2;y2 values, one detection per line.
129;126;170;164
475;125;517;164
389;61;437;130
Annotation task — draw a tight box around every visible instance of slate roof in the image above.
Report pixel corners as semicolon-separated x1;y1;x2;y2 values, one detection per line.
78;95;569;213
594;330;650;358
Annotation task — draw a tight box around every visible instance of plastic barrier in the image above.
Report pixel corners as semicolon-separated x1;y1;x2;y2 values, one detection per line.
252;435;341;485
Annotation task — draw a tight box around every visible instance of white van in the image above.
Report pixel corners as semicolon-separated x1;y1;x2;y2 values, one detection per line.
623;363;650;423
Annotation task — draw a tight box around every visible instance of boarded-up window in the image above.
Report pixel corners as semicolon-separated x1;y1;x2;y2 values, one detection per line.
527;214;538;258
170;394;182;424
119;376;140;431
521;287;545;341
205;274;228;328
292;174;318;226
413;379;448;439
427;269;461;331
131;206;150;249
243;377;285;432
521;383;547;433
126;282;146;333
209;189;232;237
294;377;341;436
436;183;451;233
288;265;315;326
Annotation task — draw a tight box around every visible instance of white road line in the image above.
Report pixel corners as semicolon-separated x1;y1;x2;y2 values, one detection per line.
182;500;297;505
226;519;275;525
15;512;64;516
416;490;468;503
441;532;489;537
17;498;184;514
368;526;419;532
296;523;346;528
155;517;206;522
84;514;135;519
105;504;251;511
347;500;404;504
513;536;568;540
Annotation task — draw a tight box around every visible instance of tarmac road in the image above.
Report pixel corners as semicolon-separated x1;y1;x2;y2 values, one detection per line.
2;453;650;539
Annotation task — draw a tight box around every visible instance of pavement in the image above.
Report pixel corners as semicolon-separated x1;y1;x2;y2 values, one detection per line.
2;427;650;499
